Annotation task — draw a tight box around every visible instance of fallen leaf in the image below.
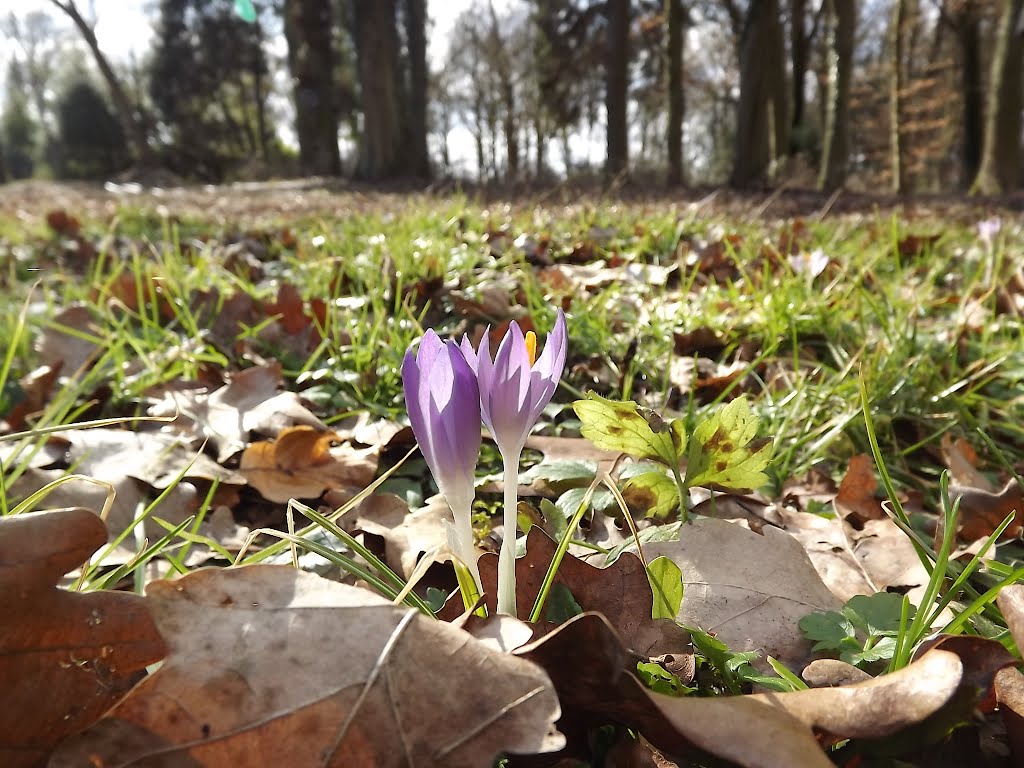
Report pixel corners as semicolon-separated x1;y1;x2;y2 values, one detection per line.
52;428;242;489
239;425;378;503
2;364;61;431
523;434;622;473
643;517;843;668
356;493;451;579
898;233;941;257
953;479;1024;541
998;584;1024;646
0;508;166;767
45;208;81;236
775;506;876;602
913;634;1018;714
995;667;1024;764
8;426;229;557
848;517;930;595
51;565;564;767
263;281;325;335
35;305;99;376
521;613;966;766
801;659;873;687
672;326;727;358
519;612;834;767
835;454;884;522
749;648;962;739
995;583;1024;760
454;527;691;658
148;362;326;461
941;435;995;491
332;411;407;449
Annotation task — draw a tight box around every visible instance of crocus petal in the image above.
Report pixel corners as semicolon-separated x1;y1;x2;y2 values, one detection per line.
534;309;567;380
459;334;479;373
481;323;534;451
402;332;481;499
447;342;483;475
524;309;567;424
471;313;569;455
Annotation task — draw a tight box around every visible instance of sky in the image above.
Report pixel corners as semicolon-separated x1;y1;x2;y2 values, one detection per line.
7;0;476;69
2;0;598;177
3;0;504;172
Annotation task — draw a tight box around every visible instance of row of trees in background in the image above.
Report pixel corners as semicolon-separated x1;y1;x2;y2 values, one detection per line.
1;0;1023;194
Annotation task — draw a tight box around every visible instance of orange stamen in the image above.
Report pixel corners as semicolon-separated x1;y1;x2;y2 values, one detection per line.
525;331;537;365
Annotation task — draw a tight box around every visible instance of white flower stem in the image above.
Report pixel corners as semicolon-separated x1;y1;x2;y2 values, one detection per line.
497;447;523;615
446;490;482;609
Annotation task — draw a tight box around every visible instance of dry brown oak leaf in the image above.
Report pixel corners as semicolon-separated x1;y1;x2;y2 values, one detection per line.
0;508;166;768
51;565;564;768
239;425;378;503
643;517;843;670
995;586;1024;763
520;613;964;768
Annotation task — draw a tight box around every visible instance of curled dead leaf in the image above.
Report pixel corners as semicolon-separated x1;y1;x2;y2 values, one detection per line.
0;509;166;767
240;425;378;503
953;479;1024;542
519;612;834;767
521;612;967;767
51;565;564;767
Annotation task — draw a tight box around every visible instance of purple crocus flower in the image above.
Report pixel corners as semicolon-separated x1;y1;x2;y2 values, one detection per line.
402;330;483;598
460;309;568;455
461;310;568;614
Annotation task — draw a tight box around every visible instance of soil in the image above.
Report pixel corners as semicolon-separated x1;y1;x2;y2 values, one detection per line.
1;177;1022;228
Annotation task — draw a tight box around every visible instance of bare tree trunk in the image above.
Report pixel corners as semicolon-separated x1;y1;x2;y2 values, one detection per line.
889;0;907;193
818;0;854;190
352;0;406;180
48;0;152;166
488;1;519;181
404;0;431;178
284;0;341;176
731;0;787;186
973;0;1023;194
790;0;808;139
252;52;269;164
666;0;685;184
605;0;630;177
535;115;547;178
956;5;983;187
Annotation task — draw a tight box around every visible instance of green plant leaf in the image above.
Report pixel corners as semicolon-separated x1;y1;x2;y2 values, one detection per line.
425;587;448;613
555;486;616;519
574;393;686;467
539;497;568;542
623;470;680;518
520;459;597;493
602;521;683;566
544;582;583;624
636;661;694;697
685;397;773;491
843;592;914;638
647;556;683;619
798;609;856;653
843;636;897;666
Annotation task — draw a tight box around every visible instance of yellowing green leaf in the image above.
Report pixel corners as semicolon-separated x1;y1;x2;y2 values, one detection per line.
685;397;773;492
623;470;680;518
647;556;683;619
573;393;685;467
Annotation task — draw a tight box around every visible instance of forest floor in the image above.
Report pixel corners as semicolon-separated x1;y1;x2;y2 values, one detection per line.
2;178;1024;767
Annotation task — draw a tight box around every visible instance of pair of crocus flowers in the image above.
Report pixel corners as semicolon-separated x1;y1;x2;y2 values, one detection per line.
402;310;567;616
